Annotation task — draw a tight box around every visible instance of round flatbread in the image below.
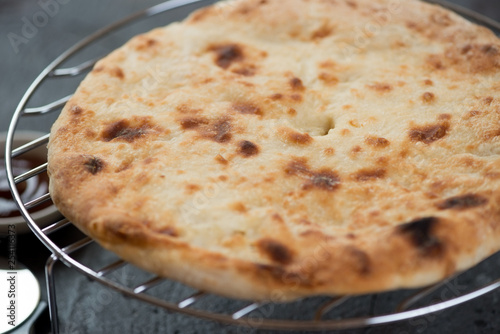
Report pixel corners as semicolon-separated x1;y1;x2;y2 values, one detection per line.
48;0;500;301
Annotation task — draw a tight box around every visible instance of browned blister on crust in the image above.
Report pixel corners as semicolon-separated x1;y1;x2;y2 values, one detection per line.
48;0;500;301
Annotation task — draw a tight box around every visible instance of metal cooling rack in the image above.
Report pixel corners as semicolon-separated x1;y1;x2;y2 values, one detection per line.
5;0;500;333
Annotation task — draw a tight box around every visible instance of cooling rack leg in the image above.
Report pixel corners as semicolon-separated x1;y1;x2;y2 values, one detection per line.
46;254;60;334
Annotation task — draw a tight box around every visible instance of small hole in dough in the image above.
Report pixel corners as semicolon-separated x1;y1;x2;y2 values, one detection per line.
296;116;335;136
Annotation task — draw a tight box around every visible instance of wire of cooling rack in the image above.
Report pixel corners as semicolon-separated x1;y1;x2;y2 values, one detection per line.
5;0;500;333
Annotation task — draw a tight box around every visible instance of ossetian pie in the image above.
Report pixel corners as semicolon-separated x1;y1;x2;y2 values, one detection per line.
48;0;500;301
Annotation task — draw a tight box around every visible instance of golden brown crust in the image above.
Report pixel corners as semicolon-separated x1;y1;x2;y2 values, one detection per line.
48;0;500;301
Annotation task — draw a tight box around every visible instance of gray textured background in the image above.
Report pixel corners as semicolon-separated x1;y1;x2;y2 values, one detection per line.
1;0;500;333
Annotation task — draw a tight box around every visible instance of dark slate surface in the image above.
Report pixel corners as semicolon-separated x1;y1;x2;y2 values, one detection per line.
1;1;499;333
